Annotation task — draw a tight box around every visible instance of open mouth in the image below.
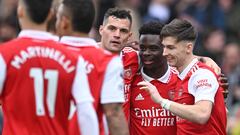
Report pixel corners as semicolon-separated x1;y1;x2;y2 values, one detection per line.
143;59;154;65
110;41;121;45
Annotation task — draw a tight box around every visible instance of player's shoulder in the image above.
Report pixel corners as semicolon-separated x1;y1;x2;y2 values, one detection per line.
122;47;138;55
0;38;23;56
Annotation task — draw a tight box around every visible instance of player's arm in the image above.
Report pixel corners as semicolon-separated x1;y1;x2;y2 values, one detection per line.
0;54;6;102
195;55;229;99
195;55;221;75
72;56;99;135
139;69;219;124
101;56;129;135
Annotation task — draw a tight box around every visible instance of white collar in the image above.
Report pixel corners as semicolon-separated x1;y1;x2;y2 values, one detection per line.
141;65;171;83
178;58;198;80
60;36;98;47
18;30;59;41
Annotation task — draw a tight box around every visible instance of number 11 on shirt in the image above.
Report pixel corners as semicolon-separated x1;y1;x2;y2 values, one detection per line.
30;68;59;117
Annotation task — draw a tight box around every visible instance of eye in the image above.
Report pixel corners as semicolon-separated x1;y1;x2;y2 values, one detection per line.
108;25;116;31
139;46;146;51
120;29;129;34
149;46;160;51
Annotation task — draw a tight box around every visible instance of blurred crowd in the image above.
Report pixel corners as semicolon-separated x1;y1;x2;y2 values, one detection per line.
0;0;240;134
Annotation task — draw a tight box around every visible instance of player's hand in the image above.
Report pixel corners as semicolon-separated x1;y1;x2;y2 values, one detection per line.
137;81;163;104
124;40;139;51
199;56;221;75
218;73;229;99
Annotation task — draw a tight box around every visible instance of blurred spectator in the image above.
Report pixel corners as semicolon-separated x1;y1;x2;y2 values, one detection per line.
219;0;240;43
0;10;19;43
228;99;240;135
222;43;240;108
143;0;175;23
198;28;226;66
181;0;225;32
0;0;17;19
0;0;20;43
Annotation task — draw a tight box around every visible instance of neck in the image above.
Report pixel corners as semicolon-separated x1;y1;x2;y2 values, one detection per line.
20;19;47;31
177;54;195;73
143;63;168;79
69;32;89;38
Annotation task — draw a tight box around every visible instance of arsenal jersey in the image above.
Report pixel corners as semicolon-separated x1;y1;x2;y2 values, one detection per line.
175;58;227;135
60;36;125;135
0;30;93;135
128;67;178;135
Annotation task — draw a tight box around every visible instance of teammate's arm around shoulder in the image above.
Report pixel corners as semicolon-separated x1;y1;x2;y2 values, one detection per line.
101;56;129;135
72;56;99;135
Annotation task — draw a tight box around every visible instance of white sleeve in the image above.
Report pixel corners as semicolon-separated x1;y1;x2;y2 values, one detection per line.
76;102;99;135
72;56;93;104
0;54;6;95
188;69;219;103
101;56;125;104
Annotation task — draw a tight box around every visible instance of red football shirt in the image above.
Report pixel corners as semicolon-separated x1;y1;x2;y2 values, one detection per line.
122;47;140;120
128;68;177;135
60;36;125;135
175;58;227;135
122;48;177;135
0;30;93;135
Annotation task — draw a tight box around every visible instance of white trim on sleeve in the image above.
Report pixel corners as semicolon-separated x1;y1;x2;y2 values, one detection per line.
101;56;125;104
188;69;219;103
72;56;94;104
0;54;6;95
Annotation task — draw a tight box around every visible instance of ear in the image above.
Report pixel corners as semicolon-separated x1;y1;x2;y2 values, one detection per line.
17;4;24;19
46;8;54;22
62;16;71;30
99;25;103;36
128;32;133;40
186;42;193;53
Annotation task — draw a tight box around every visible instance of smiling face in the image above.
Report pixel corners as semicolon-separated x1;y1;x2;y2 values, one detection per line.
99;16;132;53
162;36;193;71
139;34;166;70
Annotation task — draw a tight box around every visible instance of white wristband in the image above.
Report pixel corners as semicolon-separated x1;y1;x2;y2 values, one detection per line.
161;99;172;110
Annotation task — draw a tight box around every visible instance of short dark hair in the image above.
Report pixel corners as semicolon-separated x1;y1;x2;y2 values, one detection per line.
139;21;164;36
103;7;132;26
63;0;95;33
160;19;197;43
23;0;53;24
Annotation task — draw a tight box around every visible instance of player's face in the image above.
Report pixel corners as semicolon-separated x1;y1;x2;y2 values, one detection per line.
99;16;132;53
161;36;189;69
139;34;166;69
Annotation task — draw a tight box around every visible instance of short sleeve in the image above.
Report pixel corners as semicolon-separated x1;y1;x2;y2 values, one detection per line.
101;56;125;104
188;69;219;103
72;56;94;104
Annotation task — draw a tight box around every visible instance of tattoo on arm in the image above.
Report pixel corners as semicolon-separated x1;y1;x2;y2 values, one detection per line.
103;103;129;135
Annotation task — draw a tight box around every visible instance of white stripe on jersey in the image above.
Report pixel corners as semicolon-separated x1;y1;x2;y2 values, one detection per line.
0;54;6;95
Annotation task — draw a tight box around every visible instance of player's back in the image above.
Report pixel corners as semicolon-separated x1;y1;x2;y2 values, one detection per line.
61;37;121;135
0;31;79;135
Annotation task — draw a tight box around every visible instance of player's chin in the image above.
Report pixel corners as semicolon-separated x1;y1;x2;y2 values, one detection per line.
167;60;176;67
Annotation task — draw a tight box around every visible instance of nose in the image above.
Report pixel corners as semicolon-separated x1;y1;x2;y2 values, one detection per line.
162;47;168;57
143;48;151;56
113;29;120;39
